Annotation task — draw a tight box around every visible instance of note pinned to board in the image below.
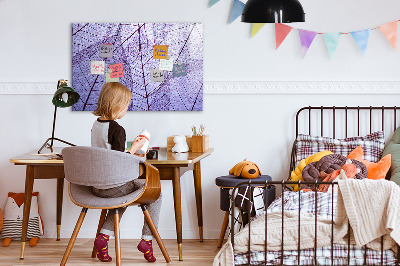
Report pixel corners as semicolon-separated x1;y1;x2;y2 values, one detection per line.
99;44;113;58
91;61;105;75
173;63;186;77
150;69;165;82
159;57;174;71
109;63;124;78
153;45;169;59
106;72;119;82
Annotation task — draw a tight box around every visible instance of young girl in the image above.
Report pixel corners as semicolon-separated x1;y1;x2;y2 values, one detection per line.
91;82;162;263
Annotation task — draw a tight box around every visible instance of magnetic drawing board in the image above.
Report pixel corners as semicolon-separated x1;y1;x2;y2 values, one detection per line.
72;23;203;111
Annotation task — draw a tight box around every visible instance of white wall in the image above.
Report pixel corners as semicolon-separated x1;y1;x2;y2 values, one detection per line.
1;0;400;239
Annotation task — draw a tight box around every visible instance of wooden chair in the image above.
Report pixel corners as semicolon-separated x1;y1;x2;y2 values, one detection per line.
60;146;171;265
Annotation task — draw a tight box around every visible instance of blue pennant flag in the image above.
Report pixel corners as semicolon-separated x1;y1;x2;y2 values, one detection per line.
209;0;221;7
229;0;245;24
351;29;370;55
323;33;341;58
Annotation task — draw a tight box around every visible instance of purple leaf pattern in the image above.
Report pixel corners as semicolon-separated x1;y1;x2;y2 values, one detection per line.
72;23;203;111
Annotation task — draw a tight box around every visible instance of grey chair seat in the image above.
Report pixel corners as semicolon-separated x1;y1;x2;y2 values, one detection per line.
69;180;145;208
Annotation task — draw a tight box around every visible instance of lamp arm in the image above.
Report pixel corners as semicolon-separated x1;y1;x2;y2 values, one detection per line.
50;105;57;148
50;79;61;149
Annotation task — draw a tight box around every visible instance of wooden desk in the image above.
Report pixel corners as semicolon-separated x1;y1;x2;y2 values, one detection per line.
10;147;213;261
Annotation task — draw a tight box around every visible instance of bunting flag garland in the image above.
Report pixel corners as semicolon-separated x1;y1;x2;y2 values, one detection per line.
207;4;400;57
209;0;220;7
229;0;245;24
251;23;266;38
378;21;398;50
298;30;317;58
275;23;293;49
351;29;370;55
323;33;341;58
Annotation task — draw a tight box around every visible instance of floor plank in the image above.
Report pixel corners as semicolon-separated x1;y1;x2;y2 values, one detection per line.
0;239;221;265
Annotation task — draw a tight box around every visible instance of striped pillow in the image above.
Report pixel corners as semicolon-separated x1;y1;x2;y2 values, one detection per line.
1;217;41;240
294;131;385;166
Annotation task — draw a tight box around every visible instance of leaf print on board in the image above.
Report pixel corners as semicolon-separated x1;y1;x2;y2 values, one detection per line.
72;23;204;111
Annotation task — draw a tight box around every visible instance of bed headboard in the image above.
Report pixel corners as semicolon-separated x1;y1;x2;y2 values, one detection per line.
290;106;400;179
295;106;400;138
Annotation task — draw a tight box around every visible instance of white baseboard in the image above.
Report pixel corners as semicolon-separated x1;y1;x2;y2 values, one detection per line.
1;81;400;94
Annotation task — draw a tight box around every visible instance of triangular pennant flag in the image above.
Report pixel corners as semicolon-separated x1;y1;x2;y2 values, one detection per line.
229;0;245;24
251;23;266;38
378;21;398;50
209;0;220;7
275;23;293;49
351;29;370;55
323;33;341;58
298;29;317;58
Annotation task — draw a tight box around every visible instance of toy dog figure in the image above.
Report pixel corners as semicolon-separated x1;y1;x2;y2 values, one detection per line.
229;159;261;179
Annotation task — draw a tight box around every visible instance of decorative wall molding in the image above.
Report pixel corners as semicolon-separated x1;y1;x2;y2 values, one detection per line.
0;83;55;94
1;81;400;95
204;81;400;94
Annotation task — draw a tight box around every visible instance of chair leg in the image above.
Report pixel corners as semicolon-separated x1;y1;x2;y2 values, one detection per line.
60;208;88;266
92;209;108;258
141;205;171;263
114;209;121;266
217;211;230;248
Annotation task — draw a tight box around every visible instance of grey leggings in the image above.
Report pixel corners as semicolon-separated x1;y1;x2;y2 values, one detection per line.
92;180;162;240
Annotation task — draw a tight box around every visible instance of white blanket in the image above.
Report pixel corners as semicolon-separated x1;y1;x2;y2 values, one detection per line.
213;211;341;266
213;179;400;266
335;178;400;251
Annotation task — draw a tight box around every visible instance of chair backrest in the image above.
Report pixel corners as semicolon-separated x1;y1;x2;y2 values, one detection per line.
62;146;145;187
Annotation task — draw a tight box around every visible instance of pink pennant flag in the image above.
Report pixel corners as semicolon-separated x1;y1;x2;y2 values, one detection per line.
378;21;398;50
298;29;317;58
275;23;293;49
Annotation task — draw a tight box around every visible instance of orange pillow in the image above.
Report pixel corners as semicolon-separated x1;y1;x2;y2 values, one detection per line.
347;146;391;180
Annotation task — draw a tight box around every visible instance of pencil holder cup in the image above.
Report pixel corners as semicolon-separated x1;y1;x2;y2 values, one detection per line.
191;135;209;153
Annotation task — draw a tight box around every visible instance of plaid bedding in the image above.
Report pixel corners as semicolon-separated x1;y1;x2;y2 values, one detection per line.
234;191;397;265
234;244;397;265
294;131;385;166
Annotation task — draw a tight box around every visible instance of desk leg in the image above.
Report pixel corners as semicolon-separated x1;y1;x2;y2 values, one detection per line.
56;178;64;241
172;167;183;261
20;165;35;259
193;161;203;242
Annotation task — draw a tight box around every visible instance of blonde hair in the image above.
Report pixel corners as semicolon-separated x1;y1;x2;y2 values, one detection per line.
93;82;133;120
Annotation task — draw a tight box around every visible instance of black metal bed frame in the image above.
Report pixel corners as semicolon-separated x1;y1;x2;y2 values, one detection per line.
230;106;400;266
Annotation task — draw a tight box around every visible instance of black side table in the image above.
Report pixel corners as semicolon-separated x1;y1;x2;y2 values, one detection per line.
215;175;275;248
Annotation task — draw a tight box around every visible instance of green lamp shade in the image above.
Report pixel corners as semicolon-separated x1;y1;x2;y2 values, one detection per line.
52;84;80;108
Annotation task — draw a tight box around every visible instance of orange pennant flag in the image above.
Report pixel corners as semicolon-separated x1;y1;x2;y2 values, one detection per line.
378;21;398;50
275;23;293;49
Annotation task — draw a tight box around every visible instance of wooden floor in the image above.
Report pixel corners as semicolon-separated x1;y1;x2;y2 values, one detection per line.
0;239;221;265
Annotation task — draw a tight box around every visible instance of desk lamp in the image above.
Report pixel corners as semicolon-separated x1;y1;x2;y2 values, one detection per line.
241;0;305;23
38;79;80;154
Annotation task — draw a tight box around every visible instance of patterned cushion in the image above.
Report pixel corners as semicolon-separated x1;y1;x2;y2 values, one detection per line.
1;217;40;240
295;131;385;166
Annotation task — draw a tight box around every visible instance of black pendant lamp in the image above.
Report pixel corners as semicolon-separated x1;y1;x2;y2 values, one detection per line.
242;0;305;23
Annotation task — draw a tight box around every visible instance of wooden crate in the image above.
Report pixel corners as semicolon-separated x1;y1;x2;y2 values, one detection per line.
167;135;192;151
191;135;209;153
